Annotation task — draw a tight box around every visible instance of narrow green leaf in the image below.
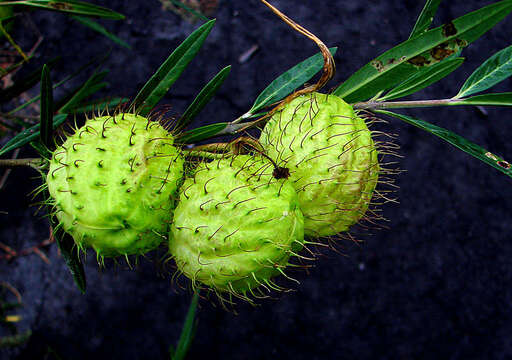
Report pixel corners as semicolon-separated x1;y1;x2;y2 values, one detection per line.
176;65;231;131
0;57;60;102
48;208;86;294
334;0;512;103
249;48;337;115
175;122;228;144
378;110;512;178
55;232;86;294
58;70;109;113
409;0;442;39
3;0;124;19
0;114;67;157
72;15;131;49
0;56;30;78
172;292;199;360
132;19;216;116
451;92;512;106
39;64;53;152
381;58;464;100
168;345;175;357
456;45;512;98
168;0;208;21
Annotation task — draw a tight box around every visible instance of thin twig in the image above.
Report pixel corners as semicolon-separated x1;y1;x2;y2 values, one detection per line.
0;237;54;264
0;158;43;169
0;281;22;304
0;148;20;190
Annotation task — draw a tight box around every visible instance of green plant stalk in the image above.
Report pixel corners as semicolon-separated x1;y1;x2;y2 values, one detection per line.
196;97;492;140
353;98;480;110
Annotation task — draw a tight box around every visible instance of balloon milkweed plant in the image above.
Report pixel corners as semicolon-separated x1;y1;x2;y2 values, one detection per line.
1;0;512;308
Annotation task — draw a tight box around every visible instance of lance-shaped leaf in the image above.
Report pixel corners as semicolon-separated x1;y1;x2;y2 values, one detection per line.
176;65;231;132
54;229;86;294
0;114;67;157
455;45;512;98
381;57;464;100
132;19;216;116
72;16;131;49
46;199;86;294
378;110;512;179
39;64;53;153
334;0;512;103
450;92;512;106
168;0;208;22
248;48;337;116
170;292;199;360
409;0;442;39
2;0;124;19
175;122;229;144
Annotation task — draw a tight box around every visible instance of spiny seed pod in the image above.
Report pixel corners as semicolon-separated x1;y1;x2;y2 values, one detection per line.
260;92;379;237
169;154;304;302
46;113;184;259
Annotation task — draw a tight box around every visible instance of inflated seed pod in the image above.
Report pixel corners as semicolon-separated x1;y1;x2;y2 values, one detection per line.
260;92;379;237
46;113;184;259
169;154;304;301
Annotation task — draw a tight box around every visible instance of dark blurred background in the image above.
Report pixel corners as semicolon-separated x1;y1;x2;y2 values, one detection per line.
1;0;512;359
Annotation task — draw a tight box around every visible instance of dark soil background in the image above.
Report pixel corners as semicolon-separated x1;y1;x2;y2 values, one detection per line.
2;0;512;359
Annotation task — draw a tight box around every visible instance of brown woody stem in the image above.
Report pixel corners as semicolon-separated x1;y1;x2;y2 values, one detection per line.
0;158;43;169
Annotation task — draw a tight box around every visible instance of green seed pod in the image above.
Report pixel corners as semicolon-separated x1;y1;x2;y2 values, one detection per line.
260;92;379;237
47;113;184;258
169;155;304;301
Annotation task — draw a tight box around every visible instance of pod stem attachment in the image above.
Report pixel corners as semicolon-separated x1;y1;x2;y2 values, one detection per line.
242;1;336;131
260;0;335;95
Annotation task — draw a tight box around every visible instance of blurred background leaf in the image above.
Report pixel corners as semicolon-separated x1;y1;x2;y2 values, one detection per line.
1;0;125;19
71;15;131;49
39;64;53;156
